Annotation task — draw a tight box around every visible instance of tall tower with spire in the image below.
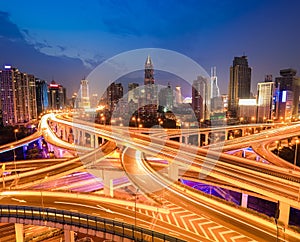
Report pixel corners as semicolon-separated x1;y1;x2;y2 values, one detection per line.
144;55;154;85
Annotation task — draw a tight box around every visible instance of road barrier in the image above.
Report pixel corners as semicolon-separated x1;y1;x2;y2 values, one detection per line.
0;205;185;242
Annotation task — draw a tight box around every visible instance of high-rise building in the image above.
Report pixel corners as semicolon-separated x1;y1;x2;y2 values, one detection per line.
274;68;300;120
48;80;66;110
0;66;38;126
27;74;38;121
256;76;275;122
175;86;183;106
211;67;220;98
192;76;209;120
79;79;90;109
36;79;49;116
140;55;158;115
106;82;123;111
90;93;98;108
128;83;139;103
158;83;173;111
228;56;252;118
144;55;154;85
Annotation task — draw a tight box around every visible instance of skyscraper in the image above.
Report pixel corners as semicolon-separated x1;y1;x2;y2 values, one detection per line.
210;67;220;98
192;76;209;120
0;66;38;126
144;55;154;85
175;86;183;106
79;79;90;109
141;55;158;115
228;56;252;118
274;68;300;120
48;80;66;110
158;83;174;111
36;79;49;116
106;82;123;111
257;76;275;122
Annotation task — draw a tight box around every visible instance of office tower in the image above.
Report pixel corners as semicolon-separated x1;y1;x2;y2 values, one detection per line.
140;55;158;115
106;82;123;111
36;79;49;116
256;76;275;122
211;67;220;98
79;79;90;109
175;86;183;106
0;66;38;126
27;74;38;121
90;93;98;108
144;55;154;85
128;83;139;103
48;80;66;110
158;83;174;111
228;56;252;118
192;76;209;120
274;68;300;120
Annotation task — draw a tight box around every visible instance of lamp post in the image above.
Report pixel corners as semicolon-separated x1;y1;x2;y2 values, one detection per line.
294;140;299;170
134;188;139;227
13;129;19;186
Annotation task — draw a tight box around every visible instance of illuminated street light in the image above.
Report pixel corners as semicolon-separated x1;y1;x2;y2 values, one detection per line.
294;140;299;170
135;188;139;227
13;129;19;187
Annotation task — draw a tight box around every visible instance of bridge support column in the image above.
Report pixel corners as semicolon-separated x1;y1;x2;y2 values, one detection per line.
15;223;24;242
103;172;114;197
95;135;99;147
278;202;290;226
64;229;75;242
90;134;95;148
168;163;179;181
241;193;248;207
204;133;209;146
184;136;188;144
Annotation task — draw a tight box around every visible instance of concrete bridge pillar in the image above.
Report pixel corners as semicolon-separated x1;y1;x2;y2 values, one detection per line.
225;130;228;140
103;171;115;197
15;223;24;242
90;134;95;148
95;135;99;147
241;193;248;207
278;201;290;226
168;163;179;181
64;230;75;242
204;133;209;146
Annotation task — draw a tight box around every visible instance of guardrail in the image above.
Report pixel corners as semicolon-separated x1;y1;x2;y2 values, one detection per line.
0;205;185;242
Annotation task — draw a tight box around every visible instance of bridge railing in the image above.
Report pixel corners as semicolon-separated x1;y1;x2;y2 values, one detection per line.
0;205;185;242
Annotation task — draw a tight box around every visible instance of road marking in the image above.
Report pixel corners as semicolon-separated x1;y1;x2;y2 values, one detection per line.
11;198;26;203
54;201;114;213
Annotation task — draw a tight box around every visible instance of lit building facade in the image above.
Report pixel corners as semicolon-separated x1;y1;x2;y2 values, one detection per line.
106;82;123;111
256;76;275;122
228;56;252;118
274;69;300;120
158;83;174;111
0;66;38;126
48;80;66;110
36;79;49;116
192;76;210;120
79;79;90;109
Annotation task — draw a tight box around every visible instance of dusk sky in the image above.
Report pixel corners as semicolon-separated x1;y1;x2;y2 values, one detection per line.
1;0;300;97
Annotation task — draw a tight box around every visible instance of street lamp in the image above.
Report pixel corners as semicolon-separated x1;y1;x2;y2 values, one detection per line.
294;140;299;170
134;188;139;227
13;129;19;186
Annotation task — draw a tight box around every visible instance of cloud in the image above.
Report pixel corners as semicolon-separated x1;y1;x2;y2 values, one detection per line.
0;11;23;40
0;11;90;96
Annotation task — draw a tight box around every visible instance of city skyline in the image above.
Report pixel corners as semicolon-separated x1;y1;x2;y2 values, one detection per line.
0;1;300;96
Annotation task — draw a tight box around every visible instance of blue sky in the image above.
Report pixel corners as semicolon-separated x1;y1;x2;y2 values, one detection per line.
1;0;300;97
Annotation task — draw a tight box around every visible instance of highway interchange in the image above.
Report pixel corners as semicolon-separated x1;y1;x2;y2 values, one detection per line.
1;113;300;241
